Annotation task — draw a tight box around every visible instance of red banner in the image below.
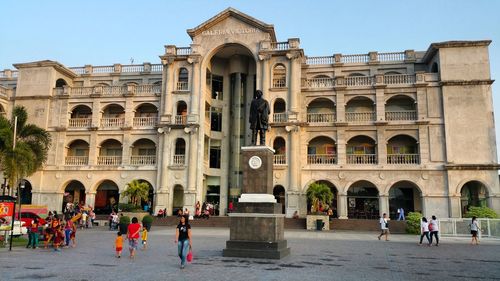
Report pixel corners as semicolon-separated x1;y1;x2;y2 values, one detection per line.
0;202;15;218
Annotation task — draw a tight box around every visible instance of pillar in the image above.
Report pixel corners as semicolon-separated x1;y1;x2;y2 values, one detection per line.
338;193;348;219
379;194;389;218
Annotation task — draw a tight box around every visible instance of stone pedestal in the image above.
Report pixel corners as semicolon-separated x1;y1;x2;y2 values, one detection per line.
223;146;290;259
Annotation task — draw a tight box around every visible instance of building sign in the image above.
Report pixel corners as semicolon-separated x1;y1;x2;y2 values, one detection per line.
202;28;261;36
0;202;15;218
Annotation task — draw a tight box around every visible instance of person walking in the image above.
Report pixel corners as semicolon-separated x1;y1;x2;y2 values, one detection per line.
419;217;431;246
175;216;192;269
397;207;405;221
429;215;439;246
470;216;481;245
115;231;123;258
141;226;148;250
127;217;141;259
64;218;73;247
377;213;390;241
29;218;39;249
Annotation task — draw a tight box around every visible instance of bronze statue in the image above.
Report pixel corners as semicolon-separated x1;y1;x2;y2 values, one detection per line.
249;90;270;145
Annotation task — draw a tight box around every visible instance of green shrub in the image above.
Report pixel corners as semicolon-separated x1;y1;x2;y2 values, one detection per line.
118;203;141;212
119;215;130;224
405;212;422;234
464;206;498;219
142;214;154;224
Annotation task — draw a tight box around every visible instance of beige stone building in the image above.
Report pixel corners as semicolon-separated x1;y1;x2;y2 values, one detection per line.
0;8;498;219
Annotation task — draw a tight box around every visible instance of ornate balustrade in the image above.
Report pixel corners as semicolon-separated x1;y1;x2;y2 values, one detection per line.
345;76;374;86
130;155;156;165
273;154;287;165
172;155;185;166
174;115;187;125
306;56;334;65
345;112;376;122
270;42;289;50
307;112;336;123
133;117;158;127
347;154;377;164
307;154;337;165
93;65;114;73
122;65;144;72
102;86;126;95
176;81;189;91
101;118;125;128
272;78;286;88
341;54;370;63
387;154;420;165
385;110;417;121
68;118;92;128
97;156;122;165
176;47;192;56
136;84;161;95
273;112;288;123
378;52;405;61
302;77;335;88
384;74;416;85
65;156;89;166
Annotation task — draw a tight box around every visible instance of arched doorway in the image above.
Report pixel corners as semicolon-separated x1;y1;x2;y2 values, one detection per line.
62;180;86;211
306;180;338;216
95;180;119;214
138;180;154;213
460;181;489;216
20;180;32;205
173;185;184;215
388;181;422;220
273;185;286;214
347;181;379;219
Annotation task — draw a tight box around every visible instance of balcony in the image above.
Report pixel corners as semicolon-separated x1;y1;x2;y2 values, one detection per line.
130;155;156;166
307;113;336;124
68;118;92;128
133;117;158;127
272;78;286;88
307;154;337;165
101;118;125;128
273;154;287;165
273;112;288;123
176;81;189;91
172;155;185;166
65;156;88;166
385;110;417;121
345;76;374;87
384;74;416;85
345;112;376;123
136;84;161;95
174;115;187;125
347;154;377;164
97;156;122;165
387;154;420;165
302;77;335;89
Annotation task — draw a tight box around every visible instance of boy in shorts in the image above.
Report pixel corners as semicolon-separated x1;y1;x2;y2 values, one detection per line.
115;232;123;258
141;227;148;250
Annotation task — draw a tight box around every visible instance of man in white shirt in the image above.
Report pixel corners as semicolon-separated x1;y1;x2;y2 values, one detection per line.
378;213;389;241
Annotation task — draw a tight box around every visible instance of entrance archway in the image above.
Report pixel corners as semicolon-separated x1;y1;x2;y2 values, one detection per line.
347;181;379;219
273;185;286;214
20;180;32;205
62;180;86;211
173;185;184;215
95;180;119;214
460;181;489;216
138;180;154;213
388;181;422;220
306;180;338;217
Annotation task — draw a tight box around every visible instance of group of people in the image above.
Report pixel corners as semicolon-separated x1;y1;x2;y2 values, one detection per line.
64;202;96;229
378;213;440;245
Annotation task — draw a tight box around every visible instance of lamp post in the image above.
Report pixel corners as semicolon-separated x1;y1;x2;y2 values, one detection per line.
17;179;25;221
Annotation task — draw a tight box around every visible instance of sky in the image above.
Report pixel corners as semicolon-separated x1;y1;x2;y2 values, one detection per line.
1;0;499;157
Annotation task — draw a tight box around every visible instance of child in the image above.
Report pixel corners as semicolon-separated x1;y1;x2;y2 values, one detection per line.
141;227;148;250
53;225;65;252
64;218;73;247
115;232;123;258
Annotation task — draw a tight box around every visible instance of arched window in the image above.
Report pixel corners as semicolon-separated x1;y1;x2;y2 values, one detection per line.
273;137;286;165
273;98;287;122
177;68;189;91
175;101;188;125
55;79;67;88
272;64;286;88
173;138;186;166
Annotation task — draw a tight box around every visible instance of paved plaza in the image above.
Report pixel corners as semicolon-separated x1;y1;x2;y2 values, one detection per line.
1;227;499;281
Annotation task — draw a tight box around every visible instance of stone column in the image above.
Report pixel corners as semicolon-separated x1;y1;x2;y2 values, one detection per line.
188;56;201;119
286;125;300;216
449;195;462;218
121;133;130;166
379;194;389;218
416;86;428;120
338;193;348;219
258;54;271;96
375;87;385;122
336;128;346;165
160;58;174;122
88;131;98;165
91;99;101;128
335;88;346;122
287;51;301;120
418;125;429;164
186;128;199;211
376;127;387;165
86;192;96;209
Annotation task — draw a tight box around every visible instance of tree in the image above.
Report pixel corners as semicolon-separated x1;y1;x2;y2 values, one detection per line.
306;182;333;214
0;106;51;194
123;180;150;207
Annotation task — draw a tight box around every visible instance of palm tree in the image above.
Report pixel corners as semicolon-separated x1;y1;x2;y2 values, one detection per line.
0;106;51;195
123;179;150;207
306;182;333;214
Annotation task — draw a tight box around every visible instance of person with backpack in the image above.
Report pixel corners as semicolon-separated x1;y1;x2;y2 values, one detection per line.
470;216;481;245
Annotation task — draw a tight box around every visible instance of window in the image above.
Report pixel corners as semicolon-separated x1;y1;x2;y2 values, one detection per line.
177;68;189;90
209;146;221;168
139;148;156;156
210;107;223;132
272;64;286;88
212;75;223;100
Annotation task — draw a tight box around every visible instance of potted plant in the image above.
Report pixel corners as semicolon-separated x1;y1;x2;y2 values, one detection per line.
119;214;130;234
142;214;154;231
306;182;333;231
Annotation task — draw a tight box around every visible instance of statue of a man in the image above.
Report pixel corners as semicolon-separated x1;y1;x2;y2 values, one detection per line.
249;90;270;145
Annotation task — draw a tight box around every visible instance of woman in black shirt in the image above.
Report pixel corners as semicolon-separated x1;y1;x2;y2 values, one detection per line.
175;216;192;269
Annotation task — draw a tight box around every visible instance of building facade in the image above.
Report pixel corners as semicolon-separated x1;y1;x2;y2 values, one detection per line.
0;8;499;219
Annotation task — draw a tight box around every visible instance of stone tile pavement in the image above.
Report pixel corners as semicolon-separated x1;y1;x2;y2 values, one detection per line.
0;227;499;281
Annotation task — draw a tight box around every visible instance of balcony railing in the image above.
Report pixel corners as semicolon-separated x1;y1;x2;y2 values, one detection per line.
133;117;158;127
307;154;337;165
270;42;289;50
71;87;93;96
176;81;189;91
130;155;156;166
97;156;122;165
273;112;288;123
68;118;92;128
307;112;336;123
345;76;374;86
387;154;420;165
101;118;125;128
273;154;287;165
174;115;187;125
345;112;376;122
341;54;370;64
347;154;377;164
385;110;417;121
302;77;335;88
65;156;88;166
136;84;161;95
378;52;405;61
172;155;185;166
272;78;286;88
305;56;334;65
384;74;416;85
176;47;192;56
